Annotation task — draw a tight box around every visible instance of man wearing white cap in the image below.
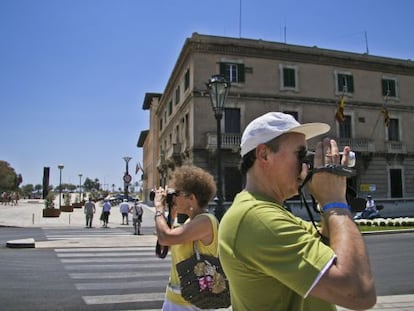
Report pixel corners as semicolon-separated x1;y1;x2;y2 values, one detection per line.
219;112;376;310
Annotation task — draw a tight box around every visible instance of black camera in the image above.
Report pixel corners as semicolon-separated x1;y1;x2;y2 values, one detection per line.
149;188;177;205
304;151;356;178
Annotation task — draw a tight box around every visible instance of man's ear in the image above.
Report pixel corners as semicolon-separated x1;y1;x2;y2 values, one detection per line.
256;144;268;161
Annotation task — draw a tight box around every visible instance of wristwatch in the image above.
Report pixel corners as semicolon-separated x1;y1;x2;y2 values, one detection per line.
154;210;164;219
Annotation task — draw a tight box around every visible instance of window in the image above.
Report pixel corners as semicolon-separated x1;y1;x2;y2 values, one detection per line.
280;65;298;90
168;100;173;116
337;72;354;93
387;118;399;141
224;108;240;133
283;110;299;121
175;86;180;105
389;168;403;198
382;78;397;97
283;67;296;88
184;69;190;91
220;62;245;83
185;113;189;140
339;115;352;139
224;167;242;201
159;118;163;131
175;124;180;143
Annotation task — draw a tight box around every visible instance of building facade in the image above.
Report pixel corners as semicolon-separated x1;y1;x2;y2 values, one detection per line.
138;33;414;205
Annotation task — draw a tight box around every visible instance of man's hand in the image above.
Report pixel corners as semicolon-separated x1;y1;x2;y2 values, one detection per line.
306;138;348;206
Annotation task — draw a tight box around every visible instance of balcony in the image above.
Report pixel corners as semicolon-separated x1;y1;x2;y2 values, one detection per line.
156;150;166;170
156;144;183;171
206;132;241;152
385;141;407;154
337;138;376;153
166;143;182;159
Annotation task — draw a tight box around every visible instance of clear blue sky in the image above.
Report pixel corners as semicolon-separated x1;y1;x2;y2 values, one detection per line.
1;0;413;190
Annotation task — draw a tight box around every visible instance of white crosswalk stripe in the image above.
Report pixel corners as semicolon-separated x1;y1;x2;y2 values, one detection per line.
45;228;171;310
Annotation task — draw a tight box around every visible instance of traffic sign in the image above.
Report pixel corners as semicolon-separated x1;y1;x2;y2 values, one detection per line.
123;174;132;184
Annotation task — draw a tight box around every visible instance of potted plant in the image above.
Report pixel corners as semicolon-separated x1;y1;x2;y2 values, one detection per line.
60;192;73;212
42;192;60;217
72;194;84;208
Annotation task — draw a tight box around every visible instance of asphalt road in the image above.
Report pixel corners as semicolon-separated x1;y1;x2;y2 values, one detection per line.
365;232;414;296
0;227;166;311
1;227;413;310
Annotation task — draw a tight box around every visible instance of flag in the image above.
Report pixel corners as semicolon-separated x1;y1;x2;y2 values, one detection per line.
335;96;345;122
135;163;140;175
382;108;390;127
135;162;144;175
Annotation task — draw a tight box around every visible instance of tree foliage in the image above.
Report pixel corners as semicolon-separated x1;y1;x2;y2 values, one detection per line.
83;177;100;192
21;184;34;198
0;160;22;191
55;183;77;192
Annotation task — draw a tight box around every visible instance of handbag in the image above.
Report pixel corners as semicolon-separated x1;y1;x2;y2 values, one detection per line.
176;241;231;309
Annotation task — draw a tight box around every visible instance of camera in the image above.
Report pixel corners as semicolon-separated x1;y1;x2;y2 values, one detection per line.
303;151;356;178
149;188;177;205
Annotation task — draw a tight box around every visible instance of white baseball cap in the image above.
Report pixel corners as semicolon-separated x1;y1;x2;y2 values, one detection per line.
240;112;330;156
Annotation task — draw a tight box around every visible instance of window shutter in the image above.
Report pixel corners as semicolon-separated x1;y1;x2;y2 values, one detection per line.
348;75;354;93
390;81;396;96
338;74;345;92
220;63;226;78
382;79;388;96
237;64;245;82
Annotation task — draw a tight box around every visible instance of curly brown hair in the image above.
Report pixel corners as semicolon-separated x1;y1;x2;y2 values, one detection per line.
171;165;217;208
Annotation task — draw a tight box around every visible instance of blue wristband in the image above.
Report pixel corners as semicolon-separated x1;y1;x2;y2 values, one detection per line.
322;202;350;212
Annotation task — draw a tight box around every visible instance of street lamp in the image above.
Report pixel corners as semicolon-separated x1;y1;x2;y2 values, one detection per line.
78;173;83;203
122;156;132;200
57;164;64;209
206;75;230;221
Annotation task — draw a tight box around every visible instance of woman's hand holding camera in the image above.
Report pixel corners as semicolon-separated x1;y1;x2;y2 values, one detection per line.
154;186;167;212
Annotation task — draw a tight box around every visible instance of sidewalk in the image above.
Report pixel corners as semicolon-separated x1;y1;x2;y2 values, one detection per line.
1;199;157;248
1;200;413;310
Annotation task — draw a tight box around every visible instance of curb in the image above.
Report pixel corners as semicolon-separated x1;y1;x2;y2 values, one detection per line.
6;238;35;248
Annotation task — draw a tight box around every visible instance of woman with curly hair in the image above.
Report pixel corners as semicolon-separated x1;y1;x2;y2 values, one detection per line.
153;165;221;310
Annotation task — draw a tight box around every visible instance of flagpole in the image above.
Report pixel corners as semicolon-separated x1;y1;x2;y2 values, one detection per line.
239;0;242;38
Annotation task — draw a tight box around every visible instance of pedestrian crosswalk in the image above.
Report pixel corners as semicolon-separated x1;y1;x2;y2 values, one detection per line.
44;227;135;240
44;228;171;310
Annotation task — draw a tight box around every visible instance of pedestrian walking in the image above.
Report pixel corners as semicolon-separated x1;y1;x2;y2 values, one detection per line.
84;197;96;228
119;199;130;225
101;199;111;228
130;199;143;235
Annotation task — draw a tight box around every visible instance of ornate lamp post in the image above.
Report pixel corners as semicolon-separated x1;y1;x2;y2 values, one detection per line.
57;164;64;209
122;156;132;200
78;173;83;202
206;75;230;221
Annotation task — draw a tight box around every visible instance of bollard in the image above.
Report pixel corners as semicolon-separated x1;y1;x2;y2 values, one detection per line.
69;214;71;224
32;213;35;225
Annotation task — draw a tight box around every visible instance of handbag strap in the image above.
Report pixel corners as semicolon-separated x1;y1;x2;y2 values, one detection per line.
192;213;219;261
193;240;201;260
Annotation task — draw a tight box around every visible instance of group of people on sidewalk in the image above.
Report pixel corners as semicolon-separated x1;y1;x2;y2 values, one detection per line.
83;197;143;233
1;191;19;205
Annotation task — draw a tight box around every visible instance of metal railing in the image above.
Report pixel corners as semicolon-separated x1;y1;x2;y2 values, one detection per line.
206;132;241;151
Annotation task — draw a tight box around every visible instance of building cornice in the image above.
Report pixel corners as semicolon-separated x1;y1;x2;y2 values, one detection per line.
186;33;414;76
142;93;162;110
137;130;149;147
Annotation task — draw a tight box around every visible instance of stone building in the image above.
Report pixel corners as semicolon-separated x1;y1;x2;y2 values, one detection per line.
137;33;414;206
